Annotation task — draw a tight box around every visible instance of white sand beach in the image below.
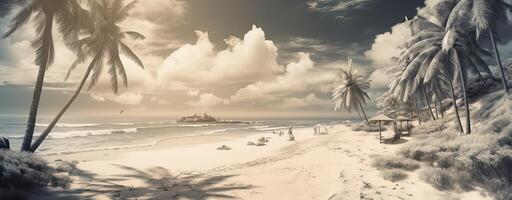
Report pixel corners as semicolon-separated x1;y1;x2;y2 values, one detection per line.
41;124;491;200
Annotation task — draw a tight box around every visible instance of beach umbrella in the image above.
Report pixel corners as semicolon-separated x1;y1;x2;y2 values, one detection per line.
396;116;413;131
369;114;394;143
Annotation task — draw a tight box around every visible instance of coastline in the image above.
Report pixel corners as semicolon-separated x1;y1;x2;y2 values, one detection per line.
41;125;491;200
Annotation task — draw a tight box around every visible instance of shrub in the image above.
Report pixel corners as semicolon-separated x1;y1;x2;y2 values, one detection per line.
372;156;420;171
55;160;79;175
381;169;408;182
384;91;512;199
0;150;71;197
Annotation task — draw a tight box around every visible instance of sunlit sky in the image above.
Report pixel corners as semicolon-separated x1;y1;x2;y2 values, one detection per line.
4;0;511;119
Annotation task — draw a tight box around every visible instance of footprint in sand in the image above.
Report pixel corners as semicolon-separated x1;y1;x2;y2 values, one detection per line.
338;171;345;179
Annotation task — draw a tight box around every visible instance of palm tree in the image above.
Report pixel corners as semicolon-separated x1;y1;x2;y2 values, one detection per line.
393;17;492;134
3;0;89;151
30;0;145;152
332;57;372;125
448;0;511;93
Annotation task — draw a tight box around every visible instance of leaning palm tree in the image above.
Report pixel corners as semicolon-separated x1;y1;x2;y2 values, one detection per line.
3;0;89;151
332;57;372;125
448;0;512;93
393;17;492;134
30;0;145;152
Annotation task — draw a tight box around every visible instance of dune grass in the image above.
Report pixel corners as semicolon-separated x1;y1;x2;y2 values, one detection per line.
380;169;408;182
393;91;512;200
372;156;420;171
0;150;71;197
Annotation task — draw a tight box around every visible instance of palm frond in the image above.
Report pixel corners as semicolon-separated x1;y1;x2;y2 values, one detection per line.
400;38;440;64
3;0;37;38
403;31;443;48
472;0;493;38
115;0;137;22
87;52;105;90
121;31;145;40
446;0;470;30
31;12;55;68
118;41;144;68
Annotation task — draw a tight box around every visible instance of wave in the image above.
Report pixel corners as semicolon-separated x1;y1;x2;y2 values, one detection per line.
8;128;137;139
35;121;174;128
38;132;211;156
35;123;100;128
255;126;289;131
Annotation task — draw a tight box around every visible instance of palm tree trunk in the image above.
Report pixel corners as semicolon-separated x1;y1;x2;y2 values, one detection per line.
358;102;370;125
421;85;436;121
475;69;488;89
413;95;421;125
355;109;363;121
449;78;464;134
456;52;471;134
21;14;53;151
433;96;439;119
437;97;444;118
21;64;47;151
30;55;98;152
489;29;509;93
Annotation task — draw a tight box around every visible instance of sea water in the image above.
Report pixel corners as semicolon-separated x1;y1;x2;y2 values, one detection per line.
0;115;349;155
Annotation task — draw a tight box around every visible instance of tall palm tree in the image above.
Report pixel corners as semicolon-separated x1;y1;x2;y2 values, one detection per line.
332;57;372;125
30;0;145;152
448;0;512;93
3;0;89;151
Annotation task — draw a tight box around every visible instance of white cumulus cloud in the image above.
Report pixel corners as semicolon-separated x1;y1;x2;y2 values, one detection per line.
187;93;228;108
157;25;283;87
230;53;336;103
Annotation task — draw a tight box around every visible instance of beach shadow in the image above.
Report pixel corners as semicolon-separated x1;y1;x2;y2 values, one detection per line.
38;164;252;199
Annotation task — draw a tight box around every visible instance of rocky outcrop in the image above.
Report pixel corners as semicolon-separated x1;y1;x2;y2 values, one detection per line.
177;113;217;123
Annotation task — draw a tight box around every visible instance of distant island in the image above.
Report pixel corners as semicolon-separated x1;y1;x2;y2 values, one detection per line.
177;113;250;124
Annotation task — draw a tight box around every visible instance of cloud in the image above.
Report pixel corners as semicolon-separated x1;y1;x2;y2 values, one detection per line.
113;93;144;105
187;90;199;96
0;15;78;86
307;0;378;20
230;53;336;103
186;93;228;108
278;93;327;109
122;0;187;57
150;96;169;104
90;92;144;105
90;93;106;102
364;22;412;67
277;37;365;63
157;25;283;87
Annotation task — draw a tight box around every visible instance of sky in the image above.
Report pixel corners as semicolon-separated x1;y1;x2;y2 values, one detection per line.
0;0;474;120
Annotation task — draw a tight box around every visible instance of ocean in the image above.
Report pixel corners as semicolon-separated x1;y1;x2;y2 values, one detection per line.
0;115;350;155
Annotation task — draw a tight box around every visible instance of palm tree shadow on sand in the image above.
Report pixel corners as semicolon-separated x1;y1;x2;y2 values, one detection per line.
35;164;253;200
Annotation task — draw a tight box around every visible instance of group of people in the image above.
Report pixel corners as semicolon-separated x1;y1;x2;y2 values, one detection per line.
272;126;295;141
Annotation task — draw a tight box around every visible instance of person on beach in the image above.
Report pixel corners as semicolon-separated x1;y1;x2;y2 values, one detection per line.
288;126;295;141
